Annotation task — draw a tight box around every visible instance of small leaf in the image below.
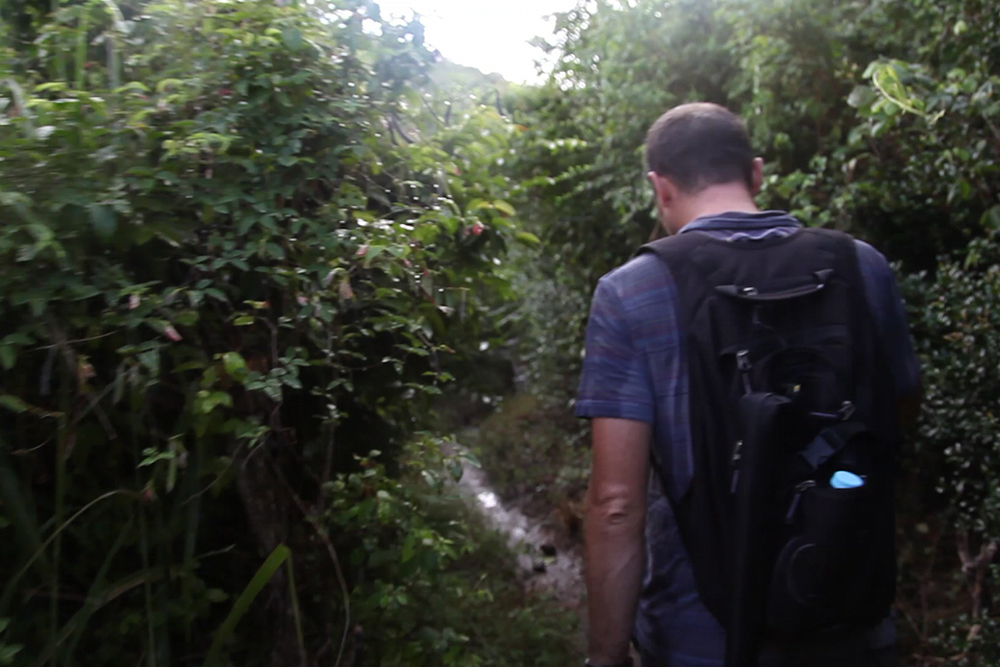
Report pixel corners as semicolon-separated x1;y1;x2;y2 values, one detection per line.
222;352;248;381
0;395;29;414
138;349;161;375
0;346;15;370
281;27;303;51
493;200;516;216
847;85;876;109
206;288;229;303
156;78;184;93
206;589;228;603
262;383;282;402
88;205;117;239
0;644;21;663
980;205;1000;231
0;333;32;346
362;246;385;267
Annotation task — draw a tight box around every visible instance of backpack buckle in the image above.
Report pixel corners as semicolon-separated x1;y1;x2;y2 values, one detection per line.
736;350;751;372
736;350;752;394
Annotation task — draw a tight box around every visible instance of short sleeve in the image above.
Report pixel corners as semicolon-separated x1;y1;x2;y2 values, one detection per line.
855;240;922;397
575;277;655;423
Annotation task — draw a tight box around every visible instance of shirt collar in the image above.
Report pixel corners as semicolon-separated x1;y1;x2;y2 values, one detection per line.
679;210;802;234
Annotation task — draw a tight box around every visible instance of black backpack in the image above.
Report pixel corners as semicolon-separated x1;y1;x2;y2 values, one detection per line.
638;227;900;666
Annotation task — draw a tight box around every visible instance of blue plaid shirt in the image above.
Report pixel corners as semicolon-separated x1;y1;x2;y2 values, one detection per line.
575;211;921;666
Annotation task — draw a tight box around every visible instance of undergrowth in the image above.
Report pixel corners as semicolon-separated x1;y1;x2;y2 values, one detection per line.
471;394;589;529
328;436;582;666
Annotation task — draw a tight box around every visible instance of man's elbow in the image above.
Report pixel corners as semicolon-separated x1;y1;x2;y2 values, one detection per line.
587;485;645;529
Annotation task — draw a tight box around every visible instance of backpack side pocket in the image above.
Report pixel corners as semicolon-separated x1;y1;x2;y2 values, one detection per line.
766;481;881;635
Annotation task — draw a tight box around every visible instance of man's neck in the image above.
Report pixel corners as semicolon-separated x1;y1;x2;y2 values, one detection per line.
675;184;760;232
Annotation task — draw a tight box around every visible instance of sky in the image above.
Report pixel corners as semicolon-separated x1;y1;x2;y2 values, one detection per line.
375;0;578;84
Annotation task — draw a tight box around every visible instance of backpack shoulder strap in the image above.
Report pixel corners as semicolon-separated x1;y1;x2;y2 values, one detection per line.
638;227;862;290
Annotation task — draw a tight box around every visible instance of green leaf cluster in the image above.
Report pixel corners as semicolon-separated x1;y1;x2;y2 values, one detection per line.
0;0;552;664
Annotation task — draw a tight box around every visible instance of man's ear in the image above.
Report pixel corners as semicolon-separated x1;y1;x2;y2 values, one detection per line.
647;171;675;207
750;157;765;195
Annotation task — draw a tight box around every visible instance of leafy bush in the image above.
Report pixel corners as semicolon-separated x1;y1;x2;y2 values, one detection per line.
0;0;553;664
327;436;580;666
904;246;1000;540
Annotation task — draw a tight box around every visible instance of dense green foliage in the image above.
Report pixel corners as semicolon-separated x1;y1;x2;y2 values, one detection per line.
3;0;1000;664
515;0;998;274
0;1;575;665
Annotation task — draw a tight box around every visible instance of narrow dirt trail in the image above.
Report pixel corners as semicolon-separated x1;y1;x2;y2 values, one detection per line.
451;432;589;655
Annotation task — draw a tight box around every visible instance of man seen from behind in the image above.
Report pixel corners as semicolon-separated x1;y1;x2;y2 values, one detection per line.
577;103;922;667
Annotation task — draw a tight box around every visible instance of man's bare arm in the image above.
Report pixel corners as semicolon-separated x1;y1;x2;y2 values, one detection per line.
585;417;651;666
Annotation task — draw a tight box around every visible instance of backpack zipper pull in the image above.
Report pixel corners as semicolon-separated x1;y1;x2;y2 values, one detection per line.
736;350;752;394
730;440;743;494
785;480;816;523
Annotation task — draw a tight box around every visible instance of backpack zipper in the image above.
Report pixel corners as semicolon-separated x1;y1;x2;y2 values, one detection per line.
731;350;752;494
785;480;817;523
736;350;752;394
730;439;744;494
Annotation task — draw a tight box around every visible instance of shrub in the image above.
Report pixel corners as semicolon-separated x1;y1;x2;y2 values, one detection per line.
0;0;534;663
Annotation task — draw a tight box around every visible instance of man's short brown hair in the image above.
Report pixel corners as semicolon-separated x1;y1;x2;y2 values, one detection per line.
644;102;754;193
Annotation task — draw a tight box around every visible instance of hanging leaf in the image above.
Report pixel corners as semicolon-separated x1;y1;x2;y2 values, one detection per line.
88;205;117;239
281;27;303;51
0;346;14;371
981;205;1000;231
222;352;249;382
0;395;29;414
492;200;516;216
